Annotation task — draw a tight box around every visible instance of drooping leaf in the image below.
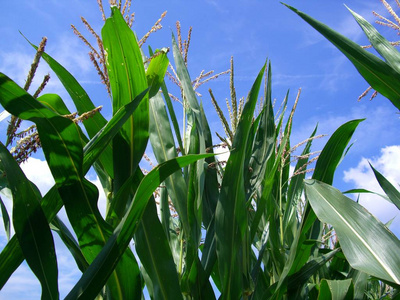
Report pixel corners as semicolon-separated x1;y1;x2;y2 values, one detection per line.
305;179;400;285
313;119;364;185
0;142;59;299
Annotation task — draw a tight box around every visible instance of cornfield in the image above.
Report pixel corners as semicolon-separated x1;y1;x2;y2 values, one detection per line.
0;1;400;299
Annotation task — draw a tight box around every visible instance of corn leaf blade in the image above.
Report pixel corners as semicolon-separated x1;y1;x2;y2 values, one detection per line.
102;6;149;193
65;154;212;300
24;36;113;178
305;179;400;285
369;163;400;211
0;73;141;299
284;4;400;110
0;142;59;299
215;63;266;299
347;6;400;74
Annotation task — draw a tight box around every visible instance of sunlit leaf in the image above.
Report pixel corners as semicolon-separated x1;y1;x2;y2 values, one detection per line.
305;179;400;285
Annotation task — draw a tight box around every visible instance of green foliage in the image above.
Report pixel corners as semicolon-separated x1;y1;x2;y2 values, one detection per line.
0;3;399;300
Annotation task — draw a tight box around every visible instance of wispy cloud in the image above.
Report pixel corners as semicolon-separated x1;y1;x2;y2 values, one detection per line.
291;101;399;156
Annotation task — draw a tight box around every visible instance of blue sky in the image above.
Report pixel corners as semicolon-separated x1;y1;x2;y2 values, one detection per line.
1;0;400;298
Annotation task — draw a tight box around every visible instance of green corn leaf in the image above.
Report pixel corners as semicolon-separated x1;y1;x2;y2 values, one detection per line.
109;162;182;300
171;31;207;213
148;93;212;297
135;193;183;300
83;88;149;174
199;103;220;282
313;119;364;184
303;118;364;259
347;268;369;300
0;186;62;288
346;6;400;74
284;4;400;110
65;153;212;300
149;43;184;154
305;179;400;285
273;120;363;298
287;248;341;296
24;35;113;178
284;125;318;240
102;6;149;194
0;105;138;287
38;93;71;115
369;163;400;211
215;62;266;299
0;195;10;241
50;216;89;273
148;92;190;231
160;79;184;152
0;72;140;299
0;142;59;299
172;32;206;156
171;37;209;297
247;62;275;196
317;279;354;300
146;48;169;98
200;104;219;227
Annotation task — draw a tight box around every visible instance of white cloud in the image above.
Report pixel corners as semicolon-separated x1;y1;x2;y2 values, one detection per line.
89;175;108;218
215;142;230;163
20;157;55;195
343;145;400;235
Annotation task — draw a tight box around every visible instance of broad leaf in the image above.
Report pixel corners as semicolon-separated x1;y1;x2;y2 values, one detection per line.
0;142;58;299
0;73;140;299
305;179;400;285
102;6;149;193
65;154;212;300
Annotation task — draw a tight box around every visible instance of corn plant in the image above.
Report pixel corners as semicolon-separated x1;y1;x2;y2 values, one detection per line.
284;2;400;298
1;2;400;299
